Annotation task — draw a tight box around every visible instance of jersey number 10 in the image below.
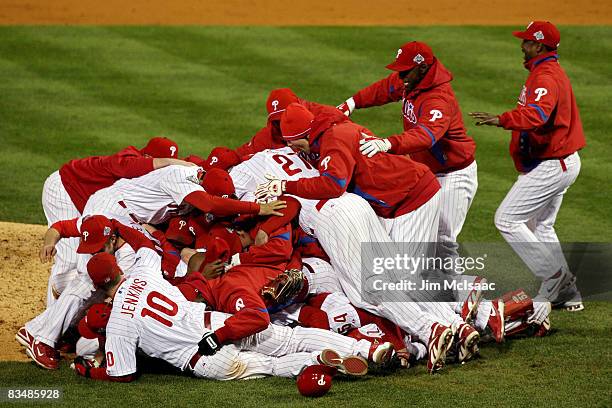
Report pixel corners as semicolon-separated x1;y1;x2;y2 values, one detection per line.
141;291;178;327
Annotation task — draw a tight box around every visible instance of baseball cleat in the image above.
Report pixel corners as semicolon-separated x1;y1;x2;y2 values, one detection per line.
454;323;480;364
552;285;584;312
427;323;453;374
26;341;60;370
15;327;34;350
560;301;585;312
461;277;486;324
487;299;505;343
368;341;394;365
537;269;575;303
317;349;368;376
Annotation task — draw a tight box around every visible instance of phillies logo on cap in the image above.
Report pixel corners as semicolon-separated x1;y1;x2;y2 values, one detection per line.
317;375;326;386
413;54;425;64
396;48;403;58
179;220;187;229
170;146;177;157
82;231;89;241
210;156;219;166
103;226;111;236
271;100;279;111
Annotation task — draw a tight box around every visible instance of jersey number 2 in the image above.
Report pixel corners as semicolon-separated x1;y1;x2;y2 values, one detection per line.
272;154;303;176
141;291;178;327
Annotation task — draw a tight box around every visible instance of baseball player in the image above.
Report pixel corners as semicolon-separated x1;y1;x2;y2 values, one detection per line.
234;144;474;372
469;21;585;311
17;216;159;369
41;137;187;305
73;238;393;381
339;41;478;275
233;88;344;159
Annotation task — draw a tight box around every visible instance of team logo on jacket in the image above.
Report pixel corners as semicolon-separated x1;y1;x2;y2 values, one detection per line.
518;85;527;106
402;99;417;124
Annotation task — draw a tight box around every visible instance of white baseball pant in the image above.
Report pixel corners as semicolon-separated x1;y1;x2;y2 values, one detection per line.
41;171;81;306
494;153;580;281
435;161;478;274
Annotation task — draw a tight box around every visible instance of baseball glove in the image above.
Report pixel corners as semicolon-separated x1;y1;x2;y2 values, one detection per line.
261;269;305;307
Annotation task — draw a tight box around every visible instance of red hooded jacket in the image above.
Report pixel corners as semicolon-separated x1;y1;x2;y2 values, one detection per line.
352;59;476;174
498;52;586;172
284;110;440;218
234;98;342;158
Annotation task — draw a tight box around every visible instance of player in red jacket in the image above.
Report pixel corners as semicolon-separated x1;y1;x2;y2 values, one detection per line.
338;41;477;275
234;88;343;159
470;21;585;311
42;137;190;305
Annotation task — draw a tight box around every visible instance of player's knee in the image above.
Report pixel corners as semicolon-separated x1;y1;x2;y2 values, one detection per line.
494;209;518;233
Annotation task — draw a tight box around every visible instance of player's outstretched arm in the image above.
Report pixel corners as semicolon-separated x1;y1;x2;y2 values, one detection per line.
40;227;61;263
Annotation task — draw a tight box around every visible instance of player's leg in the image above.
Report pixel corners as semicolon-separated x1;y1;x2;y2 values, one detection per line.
302;257;343;294
435;161;478;275
494;155;581;300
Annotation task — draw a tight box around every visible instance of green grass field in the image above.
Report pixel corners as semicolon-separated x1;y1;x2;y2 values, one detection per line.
0;26;610;406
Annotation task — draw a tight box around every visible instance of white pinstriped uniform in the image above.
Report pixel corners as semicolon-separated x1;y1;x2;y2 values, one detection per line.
230;147;319;233
232;148;460;342
41;171;81;306
302;257;343;294
435;161;478;274
494;153;580;283
105;247;374;379
25;241;139;348
83;165;203;225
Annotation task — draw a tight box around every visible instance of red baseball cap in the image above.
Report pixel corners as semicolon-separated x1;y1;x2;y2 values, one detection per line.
165;216;195;247
87;253;122;287
267;88;299;122
296;365;333;397
512;21;560;49
184;154;205;167
280;103;314;141
202;168;236;198
386;41;434;72
77;215;115;254
205;224;242;256
78;303;112;339
203;147;241;171
199;236;231;265
141;137;179;158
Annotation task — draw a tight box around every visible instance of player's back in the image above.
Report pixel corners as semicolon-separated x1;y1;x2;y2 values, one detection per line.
106;256;207;373
106;165;203;224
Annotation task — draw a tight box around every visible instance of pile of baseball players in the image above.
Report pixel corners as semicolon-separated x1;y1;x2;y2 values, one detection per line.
15;21;586;396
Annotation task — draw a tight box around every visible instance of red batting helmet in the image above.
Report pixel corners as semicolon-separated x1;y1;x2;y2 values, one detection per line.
78;303;112;339
77;215;114;254
141;137;179;158
296;365;333;397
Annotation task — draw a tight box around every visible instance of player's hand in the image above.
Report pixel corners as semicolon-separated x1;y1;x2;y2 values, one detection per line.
181;247;197;264
39;244;57;263
255;174;286;201
258;200;287;217
72;356;93;378
527;301;551;325
201;260;225;279
469;112;501;126
359;138;392;158
141;223;158;234
337;97;356;117
198;332;221;355
254;229;269;246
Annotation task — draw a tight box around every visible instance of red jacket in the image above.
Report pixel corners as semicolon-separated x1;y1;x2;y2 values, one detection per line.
352;59;476;174
59;146;154;212
285;110;440;218
198;265;283;343
498;52;586;172
234;99;343;159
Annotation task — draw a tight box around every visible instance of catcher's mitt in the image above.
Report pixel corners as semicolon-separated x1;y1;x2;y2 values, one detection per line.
261;269;305;307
